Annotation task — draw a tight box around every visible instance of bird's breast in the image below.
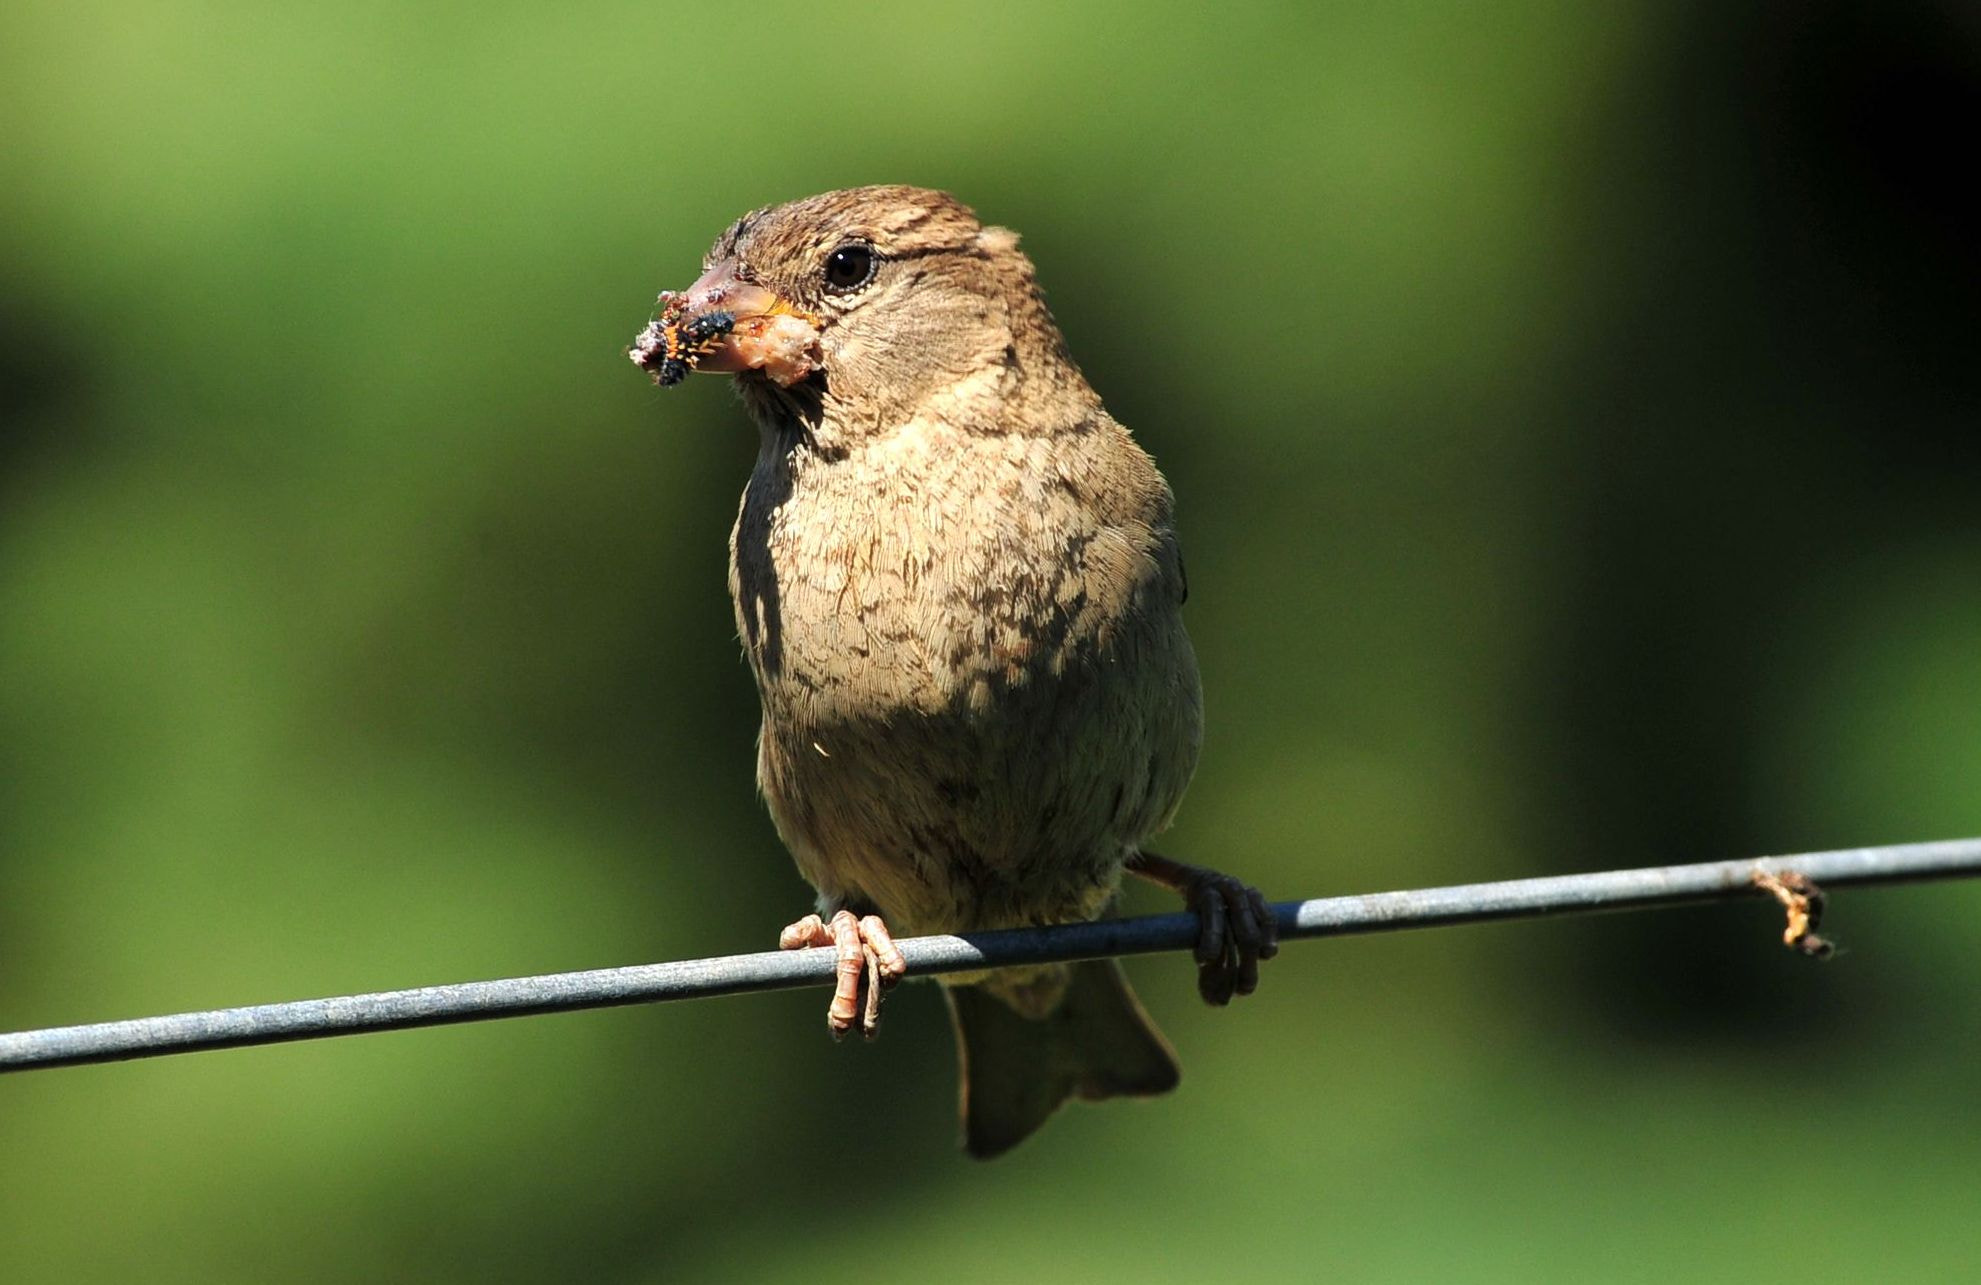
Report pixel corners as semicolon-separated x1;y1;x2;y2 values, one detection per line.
731;425;1123;723
725;416;1201;933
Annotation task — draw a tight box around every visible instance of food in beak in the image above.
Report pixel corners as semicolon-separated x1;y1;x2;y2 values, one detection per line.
707;312;822;387
630;304;737;387
630;278;823;389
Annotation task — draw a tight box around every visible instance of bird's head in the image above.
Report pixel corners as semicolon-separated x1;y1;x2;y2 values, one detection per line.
632;186;1092;437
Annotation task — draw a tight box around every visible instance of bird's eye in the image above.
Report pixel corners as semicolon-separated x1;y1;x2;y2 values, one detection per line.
822;243;876;294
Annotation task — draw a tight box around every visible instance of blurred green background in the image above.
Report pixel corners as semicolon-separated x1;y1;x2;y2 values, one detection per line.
4;1;1979;1280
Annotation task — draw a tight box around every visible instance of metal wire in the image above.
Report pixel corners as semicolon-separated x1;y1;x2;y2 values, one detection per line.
4;838;1978;1073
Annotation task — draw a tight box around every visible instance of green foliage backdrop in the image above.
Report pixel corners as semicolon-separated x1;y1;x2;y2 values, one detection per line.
4;2;1978;1280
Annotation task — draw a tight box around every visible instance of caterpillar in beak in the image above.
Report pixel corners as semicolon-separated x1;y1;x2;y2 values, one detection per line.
630;303;737;388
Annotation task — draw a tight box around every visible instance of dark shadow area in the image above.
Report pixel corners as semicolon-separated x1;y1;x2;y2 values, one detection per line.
1540;0;1981;1042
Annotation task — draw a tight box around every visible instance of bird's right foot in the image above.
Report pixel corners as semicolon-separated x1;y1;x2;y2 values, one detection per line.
778;909;908;1039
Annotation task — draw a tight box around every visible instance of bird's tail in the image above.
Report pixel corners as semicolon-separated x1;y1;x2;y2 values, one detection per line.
944;959;1181;1159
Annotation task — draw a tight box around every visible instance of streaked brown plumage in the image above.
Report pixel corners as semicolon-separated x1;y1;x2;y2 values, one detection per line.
634;185;1274;1156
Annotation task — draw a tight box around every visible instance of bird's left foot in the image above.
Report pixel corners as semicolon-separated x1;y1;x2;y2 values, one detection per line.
1126;852;1279;1006
778;909;908;1040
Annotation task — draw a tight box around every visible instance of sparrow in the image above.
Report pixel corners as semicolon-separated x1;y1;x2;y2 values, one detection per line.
631;186;1276;1157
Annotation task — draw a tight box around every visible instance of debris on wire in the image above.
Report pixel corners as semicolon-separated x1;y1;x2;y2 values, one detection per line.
1752;869;1836;959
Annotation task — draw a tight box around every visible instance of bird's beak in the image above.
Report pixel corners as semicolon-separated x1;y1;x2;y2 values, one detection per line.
630;261;823;387
667;262;789;373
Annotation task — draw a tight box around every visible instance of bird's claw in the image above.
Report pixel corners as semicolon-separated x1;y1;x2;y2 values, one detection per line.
778;909;908;1039
1125;851;1279;1006
1181;871;1279;1006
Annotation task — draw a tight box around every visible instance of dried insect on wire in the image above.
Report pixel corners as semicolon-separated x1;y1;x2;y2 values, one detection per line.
1751;869;1836;959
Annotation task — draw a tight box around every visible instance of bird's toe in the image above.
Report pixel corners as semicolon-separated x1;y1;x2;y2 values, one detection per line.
1183;872;1278;1006
778;909;907;1039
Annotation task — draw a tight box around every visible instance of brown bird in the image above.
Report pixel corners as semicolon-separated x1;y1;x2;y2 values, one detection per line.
631;185;1276;1157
